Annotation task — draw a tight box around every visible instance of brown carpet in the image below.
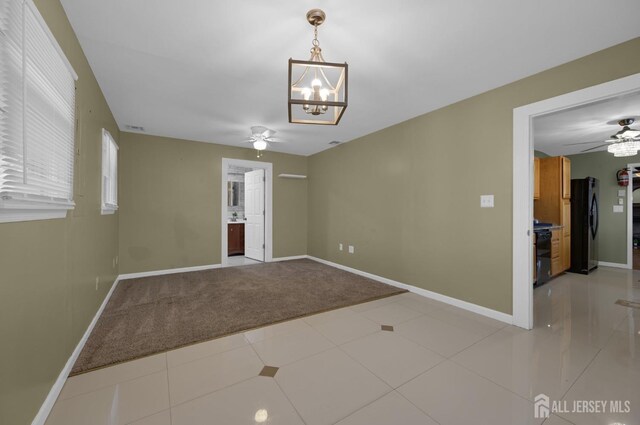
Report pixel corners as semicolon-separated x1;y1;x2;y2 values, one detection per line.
71;259;405;375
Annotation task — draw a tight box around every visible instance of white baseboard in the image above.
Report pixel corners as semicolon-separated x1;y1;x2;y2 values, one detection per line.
119;263;222;280
598;261;631;269
307;256;513;325
271;255;309;262
31;276;121;425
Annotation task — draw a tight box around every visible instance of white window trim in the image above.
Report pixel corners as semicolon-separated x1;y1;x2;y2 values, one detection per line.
101;129;118;215
0;0;78;224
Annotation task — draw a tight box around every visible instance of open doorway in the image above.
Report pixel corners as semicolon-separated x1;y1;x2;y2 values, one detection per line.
221;158;273;267
513;72;640;329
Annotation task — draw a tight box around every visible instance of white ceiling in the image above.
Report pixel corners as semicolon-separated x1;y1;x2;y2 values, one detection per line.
534;90;640;157
59;0;640;156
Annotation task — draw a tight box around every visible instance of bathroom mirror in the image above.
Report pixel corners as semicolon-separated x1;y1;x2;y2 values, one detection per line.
227;181;241;206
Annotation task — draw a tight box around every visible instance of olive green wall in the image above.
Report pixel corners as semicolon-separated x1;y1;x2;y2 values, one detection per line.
118;132;308;274
0;1;119;424
568;151;634;265
308;37;640;314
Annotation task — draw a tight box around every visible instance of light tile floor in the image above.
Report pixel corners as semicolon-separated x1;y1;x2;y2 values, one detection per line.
226;256;261;266
45;266;640;425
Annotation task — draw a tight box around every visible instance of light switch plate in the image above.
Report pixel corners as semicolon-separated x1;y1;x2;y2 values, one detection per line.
348;245;354;254
480;195;494;208
613;205;624;213
618;189;626;197
339;243;343;251
619;198;624;205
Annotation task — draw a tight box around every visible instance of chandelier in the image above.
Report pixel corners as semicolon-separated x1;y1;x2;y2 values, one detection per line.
606;119;640;157
288;9;348;125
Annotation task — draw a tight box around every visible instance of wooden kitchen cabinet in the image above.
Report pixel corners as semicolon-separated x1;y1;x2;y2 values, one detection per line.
228;223;245;255
534;157;540;200
551;229;561;276
562;157;571;199
534;156;571;273
562;199;571;270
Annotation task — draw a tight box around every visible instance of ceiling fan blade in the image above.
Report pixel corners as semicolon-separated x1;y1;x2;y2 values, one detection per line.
563;140;604;146
580;144;609;153
250;126;268;135
263;129;276;138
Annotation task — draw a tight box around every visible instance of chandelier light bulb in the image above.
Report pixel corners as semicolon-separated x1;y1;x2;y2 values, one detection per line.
311;78;322;88
320;88;329;101
302;88;311;100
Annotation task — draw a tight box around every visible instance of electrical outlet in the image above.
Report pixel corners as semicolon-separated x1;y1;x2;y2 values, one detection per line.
339;243;343;251
480;195;494;208
619;198;624;205
348;245;355;254
95;276;99;290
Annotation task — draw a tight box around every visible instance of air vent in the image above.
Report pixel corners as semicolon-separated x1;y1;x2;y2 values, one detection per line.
125;125;145;132
329;140;340;145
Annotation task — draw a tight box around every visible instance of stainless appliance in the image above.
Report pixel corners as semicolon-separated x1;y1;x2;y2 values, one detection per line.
569;177;599;274
535;229;552;285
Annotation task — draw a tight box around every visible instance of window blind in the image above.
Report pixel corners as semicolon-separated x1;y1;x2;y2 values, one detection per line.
101;129;118;212
0;0;77;216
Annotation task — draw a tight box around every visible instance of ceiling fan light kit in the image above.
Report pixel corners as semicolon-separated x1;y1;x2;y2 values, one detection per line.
247;125;277;156
578;118;640;157
288;9;348;125
606;118;640;157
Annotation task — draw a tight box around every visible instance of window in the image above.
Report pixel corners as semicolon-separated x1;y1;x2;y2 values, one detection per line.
101;129;118;214
0;0;77;223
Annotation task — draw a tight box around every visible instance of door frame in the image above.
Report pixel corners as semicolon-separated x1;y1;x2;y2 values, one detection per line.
221;158;273;266
628;162;640;271
512;72;640;330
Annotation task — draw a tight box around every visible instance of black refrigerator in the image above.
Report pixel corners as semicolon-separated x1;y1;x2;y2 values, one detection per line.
569;177;599;274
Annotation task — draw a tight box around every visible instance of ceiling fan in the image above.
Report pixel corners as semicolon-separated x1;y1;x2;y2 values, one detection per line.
566;118;640;156
246;126;280;154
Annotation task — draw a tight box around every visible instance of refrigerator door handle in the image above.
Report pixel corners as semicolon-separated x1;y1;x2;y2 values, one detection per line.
590;193;599;239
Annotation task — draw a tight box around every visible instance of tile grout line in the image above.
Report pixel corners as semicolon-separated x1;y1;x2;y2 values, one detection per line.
165;335;250;369
59;356;168;403
168;371;259;410
326;391;398;425
392;390;444;425
388;323;512;401
335;330;446;390
393;315;504;359
326;329;444;424
63;334;252;404
123;409;171;425
542;414;579;425
444;324;555;404
167;343;263;410
555;345;603;413
395;294;509;332
165;354;173;425
250;328;338;369
246;342;309;425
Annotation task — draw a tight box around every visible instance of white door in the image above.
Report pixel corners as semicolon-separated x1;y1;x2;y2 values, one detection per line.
244;169;265;261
